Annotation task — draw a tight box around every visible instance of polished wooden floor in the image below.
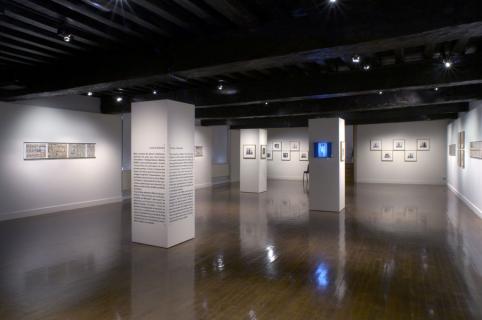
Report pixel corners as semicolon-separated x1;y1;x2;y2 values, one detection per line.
1;181;482;319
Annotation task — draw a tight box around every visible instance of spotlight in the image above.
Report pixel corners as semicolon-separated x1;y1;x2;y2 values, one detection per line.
264;102;269;106
57;28;73;42
87;91;93;96
152;90;157;95
378;91;383;95
217;83;224;91
116;97;123;102
443;60;452;69
434;87;439;91
352;55;361;64
363;64;371;71
329;0;337;3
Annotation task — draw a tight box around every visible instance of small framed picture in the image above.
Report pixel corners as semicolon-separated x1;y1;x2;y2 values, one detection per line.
370;140;382;151
404;150;417;162
260;145;267;159
449;144;456;156
381;150;393;161
243;144;256;159
340;141;346;162
417;139;430;151
393;139;405;151
195;145;203;157
299;151;308;161
272;141;282;151
266;150;273;160
289;141;300;151
281;151;291;161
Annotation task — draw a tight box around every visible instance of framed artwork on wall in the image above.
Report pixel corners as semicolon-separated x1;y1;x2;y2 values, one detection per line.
272;141;282;151
459;131;465;149
448;144;456;156
289;141;300;151
393;139;405;151
243;144;256;159
458;149;465;168
370;140;382;151
340;141;346;162
260;145;267;159
266;150;273;160
470;141;482;159
417;139;430;151
195;146;203;157
381;150;393;161
299;151;308;161
281;151;291;161
404;151;417;162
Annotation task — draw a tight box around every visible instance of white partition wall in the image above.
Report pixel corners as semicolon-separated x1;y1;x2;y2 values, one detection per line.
131;100;195;248
240;129;267;193
309;118;345;212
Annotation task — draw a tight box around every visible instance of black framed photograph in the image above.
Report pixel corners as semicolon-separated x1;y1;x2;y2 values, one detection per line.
243;144;256;159
370;140;382;151
281;151;291;161
266;150;273;160
417;139;430;151
299;151;308;161
393;139;405;151
404;150;417;162
272;141;282;151
260;145;267;159
381;150;393;161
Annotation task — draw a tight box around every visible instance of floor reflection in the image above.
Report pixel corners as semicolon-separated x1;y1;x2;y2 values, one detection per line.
0;181;481;319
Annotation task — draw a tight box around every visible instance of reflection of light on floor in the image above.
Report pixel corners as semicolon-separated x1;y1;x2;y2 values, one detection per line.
314;263;329;288
248;309;257;320
213;255;224;272
266;246;277;263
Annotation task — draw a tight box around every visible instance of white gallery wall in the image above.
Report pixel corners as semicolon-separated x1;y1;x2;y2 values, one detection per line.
355;120;448;185
230;129;241;182
195;126;213;189
447;101;482;218
0;101;122;221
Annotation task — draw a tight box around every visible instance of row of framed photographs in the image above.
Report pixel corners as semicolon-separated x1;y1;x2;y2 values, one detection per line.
370;139;430;151
243;144;308;161
381;150;418;162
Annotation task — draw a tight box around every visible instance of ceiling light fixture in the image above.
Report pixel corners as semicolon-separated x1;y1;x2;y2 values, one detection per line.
443;60;452;69
217;82;224;91
329;0;337;3
363;64;371;71
378;91;383;95
116;97;123;102
352;55;361;63
434;87;439;91
265;102;269;106
153;90;157;95
87;91;93;96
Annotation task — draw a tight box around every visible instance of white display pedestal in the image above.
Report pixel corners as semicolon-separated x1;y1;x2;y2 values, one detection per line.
308;118;345;212
240;129;267;193
131;100;195;248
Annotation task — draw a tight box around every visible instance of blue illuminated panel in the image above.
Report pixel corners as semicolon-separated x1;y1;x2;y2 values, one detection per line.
313;141;332;158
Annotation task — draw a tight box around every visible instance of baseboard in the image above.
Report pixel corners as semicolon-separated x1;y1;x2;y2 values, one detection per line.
268;176;303;181
447;183;482;219
0;196;124;222
356;178;445;185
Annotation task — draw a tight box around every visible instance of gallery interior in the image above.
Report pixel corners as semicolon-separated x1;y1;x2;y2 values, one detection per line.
1;0;482;319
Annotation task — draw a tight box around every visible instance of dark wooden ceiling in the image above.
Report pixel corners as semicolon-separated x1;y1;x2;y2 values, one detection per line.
1;0;481;127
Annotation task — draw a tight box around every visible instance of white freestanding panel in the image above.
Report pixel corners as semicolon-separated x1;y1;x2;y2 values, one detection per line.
131;100;195;248
309;118;345;212
240;129;267;193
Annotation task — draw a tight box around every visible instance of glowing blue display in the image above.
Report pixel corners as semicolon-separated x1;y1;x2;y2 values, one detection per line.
315;263;329;288
313;141;332;158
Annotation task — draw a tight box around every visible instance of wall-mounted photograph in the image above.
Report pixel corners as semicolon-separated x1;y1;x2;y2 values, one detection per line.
381;150;393;161
299;151;308;161
449;144;456;156
266;150;273;160
393;139;405;151
289;141;300;151
470;141;482;159
243;144;256;159
404;150;417;162
260;145;267;159
370;140;382;151
272;141;282;151
281;151;291;161
417;139;430;151
340;141;346;162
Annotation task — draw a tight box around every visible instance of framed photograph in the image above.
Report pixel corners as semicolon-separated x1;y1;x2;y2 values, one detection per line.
404;150;417;162
289;141;300;151
24;142;47;160
266;150;273;160
281;151;291;161
272;141;282;151
417;139;430;151
370;140;382;151
393;139;405;151
458;149;465;168
449;144;456;156
195;146;203;157
243;144;256;159
459;131;465;149
48;143;68;159
340;141;346;162
381;150;393;161
470;141;482;159
299;151;308;161
260;145;267;159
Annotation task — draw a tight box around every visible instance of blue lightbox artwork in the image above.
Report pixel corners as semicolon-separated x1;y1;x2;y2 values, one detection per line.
313;141;332;158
